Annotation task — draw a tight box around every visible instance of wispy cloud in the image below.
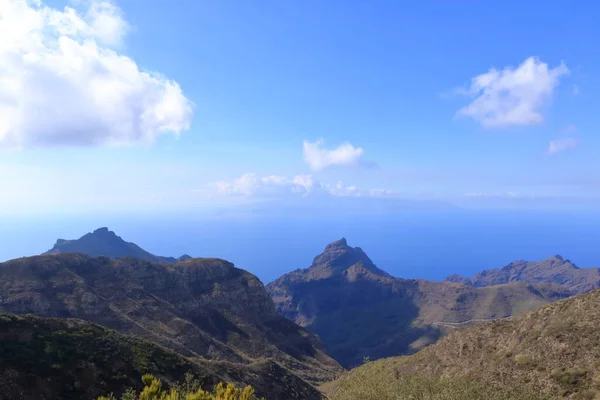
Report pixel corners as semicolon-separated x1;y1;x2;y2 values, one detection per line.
302;139;375;171
547;138;579;155
208;173;393;199
0;0;192;148
455;57;569;128
563;124;578;134
463;192;518;198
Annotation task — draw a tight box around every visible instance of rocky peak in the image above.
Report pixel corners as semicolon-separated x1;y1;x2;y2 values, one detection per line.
92;227;117;238
324;237;349;251
43;228;185;263
309;238;390;278
445;273;470;284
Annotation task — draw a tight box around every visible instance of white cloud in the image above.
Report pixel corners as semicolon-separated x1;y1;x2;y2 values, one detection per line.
209;173;392;199
302;139;373;171
547;138;579;155
210;173;316;197
456;57;569;128
0;0;192;148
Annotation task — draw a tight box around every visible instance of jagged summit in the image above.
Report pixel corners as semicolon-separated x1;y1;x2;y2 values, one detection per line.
308;238;390;278
92;227;117;237
324;237;348;250
43;227;190;263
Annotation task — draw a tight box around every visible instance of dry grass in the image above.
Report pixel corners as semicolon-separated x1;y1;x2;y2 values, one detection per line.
326;288;600;399
327;370;545;400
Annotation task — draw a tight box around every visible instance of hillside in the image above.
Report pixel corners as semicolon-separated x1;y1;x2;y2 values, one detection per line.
447;255;600;295
0;313;322;400
0;253;342;385
267;238;571;368
42;227;190;263
328;288;600;399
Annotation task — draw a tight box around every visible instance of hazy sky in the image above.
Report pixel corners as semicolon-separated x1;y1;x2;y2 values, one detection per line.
1;0;598;215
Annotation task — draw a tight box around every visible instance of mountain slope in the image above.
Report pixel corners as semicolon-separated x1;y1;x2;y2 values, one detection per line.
0;313;323;400
446;255;600;295
328;288;600;399
0;253;342;384
267;239;571;368
42;227;188;263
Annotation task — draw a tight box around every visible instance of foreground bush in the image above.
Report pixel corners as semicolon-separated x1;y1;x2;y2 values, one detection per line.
98;374;265;400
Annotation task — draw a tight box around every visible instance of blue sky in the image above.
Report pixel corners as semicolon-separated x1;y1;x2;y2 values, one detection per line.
1;0;598;215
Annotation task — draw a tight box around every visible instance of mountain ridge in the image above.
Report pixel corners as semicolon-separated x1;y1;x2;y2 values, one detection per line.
43;227;190;263
446;255;600;295
0;252;342;386
267;238;572;368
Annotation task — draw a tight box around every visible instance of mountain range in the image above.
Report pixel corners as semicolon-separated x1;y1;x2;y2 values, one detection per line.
266;238;571;367
0;250;341;398
3;226;600;399
446;255;600;295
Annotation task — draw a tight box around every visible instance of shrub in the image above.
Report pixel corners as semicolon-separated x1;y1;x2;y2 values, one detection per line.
514;354;532;366
550;368;588;386
98;374;264;400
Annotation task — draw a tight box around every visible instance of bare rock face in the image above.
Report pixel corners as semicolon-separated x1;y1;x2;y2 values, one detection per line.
0;253;342;385
267;238;572;368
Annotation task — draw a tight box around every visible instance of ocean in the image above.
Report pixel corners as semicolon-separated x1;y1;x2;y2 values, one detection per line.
2;209;600;284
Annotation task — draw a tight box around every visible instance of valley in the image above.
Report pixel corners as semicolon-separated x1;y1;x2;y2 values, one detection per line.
1;227;599;399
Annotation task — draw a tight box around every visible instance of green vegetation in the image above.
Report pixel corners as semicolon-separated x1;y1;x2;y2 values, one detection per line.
0;313;198;400
0;313;323;400
0;252;342;386
98;374;265;400
514;353;533;366
0;253;343;392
